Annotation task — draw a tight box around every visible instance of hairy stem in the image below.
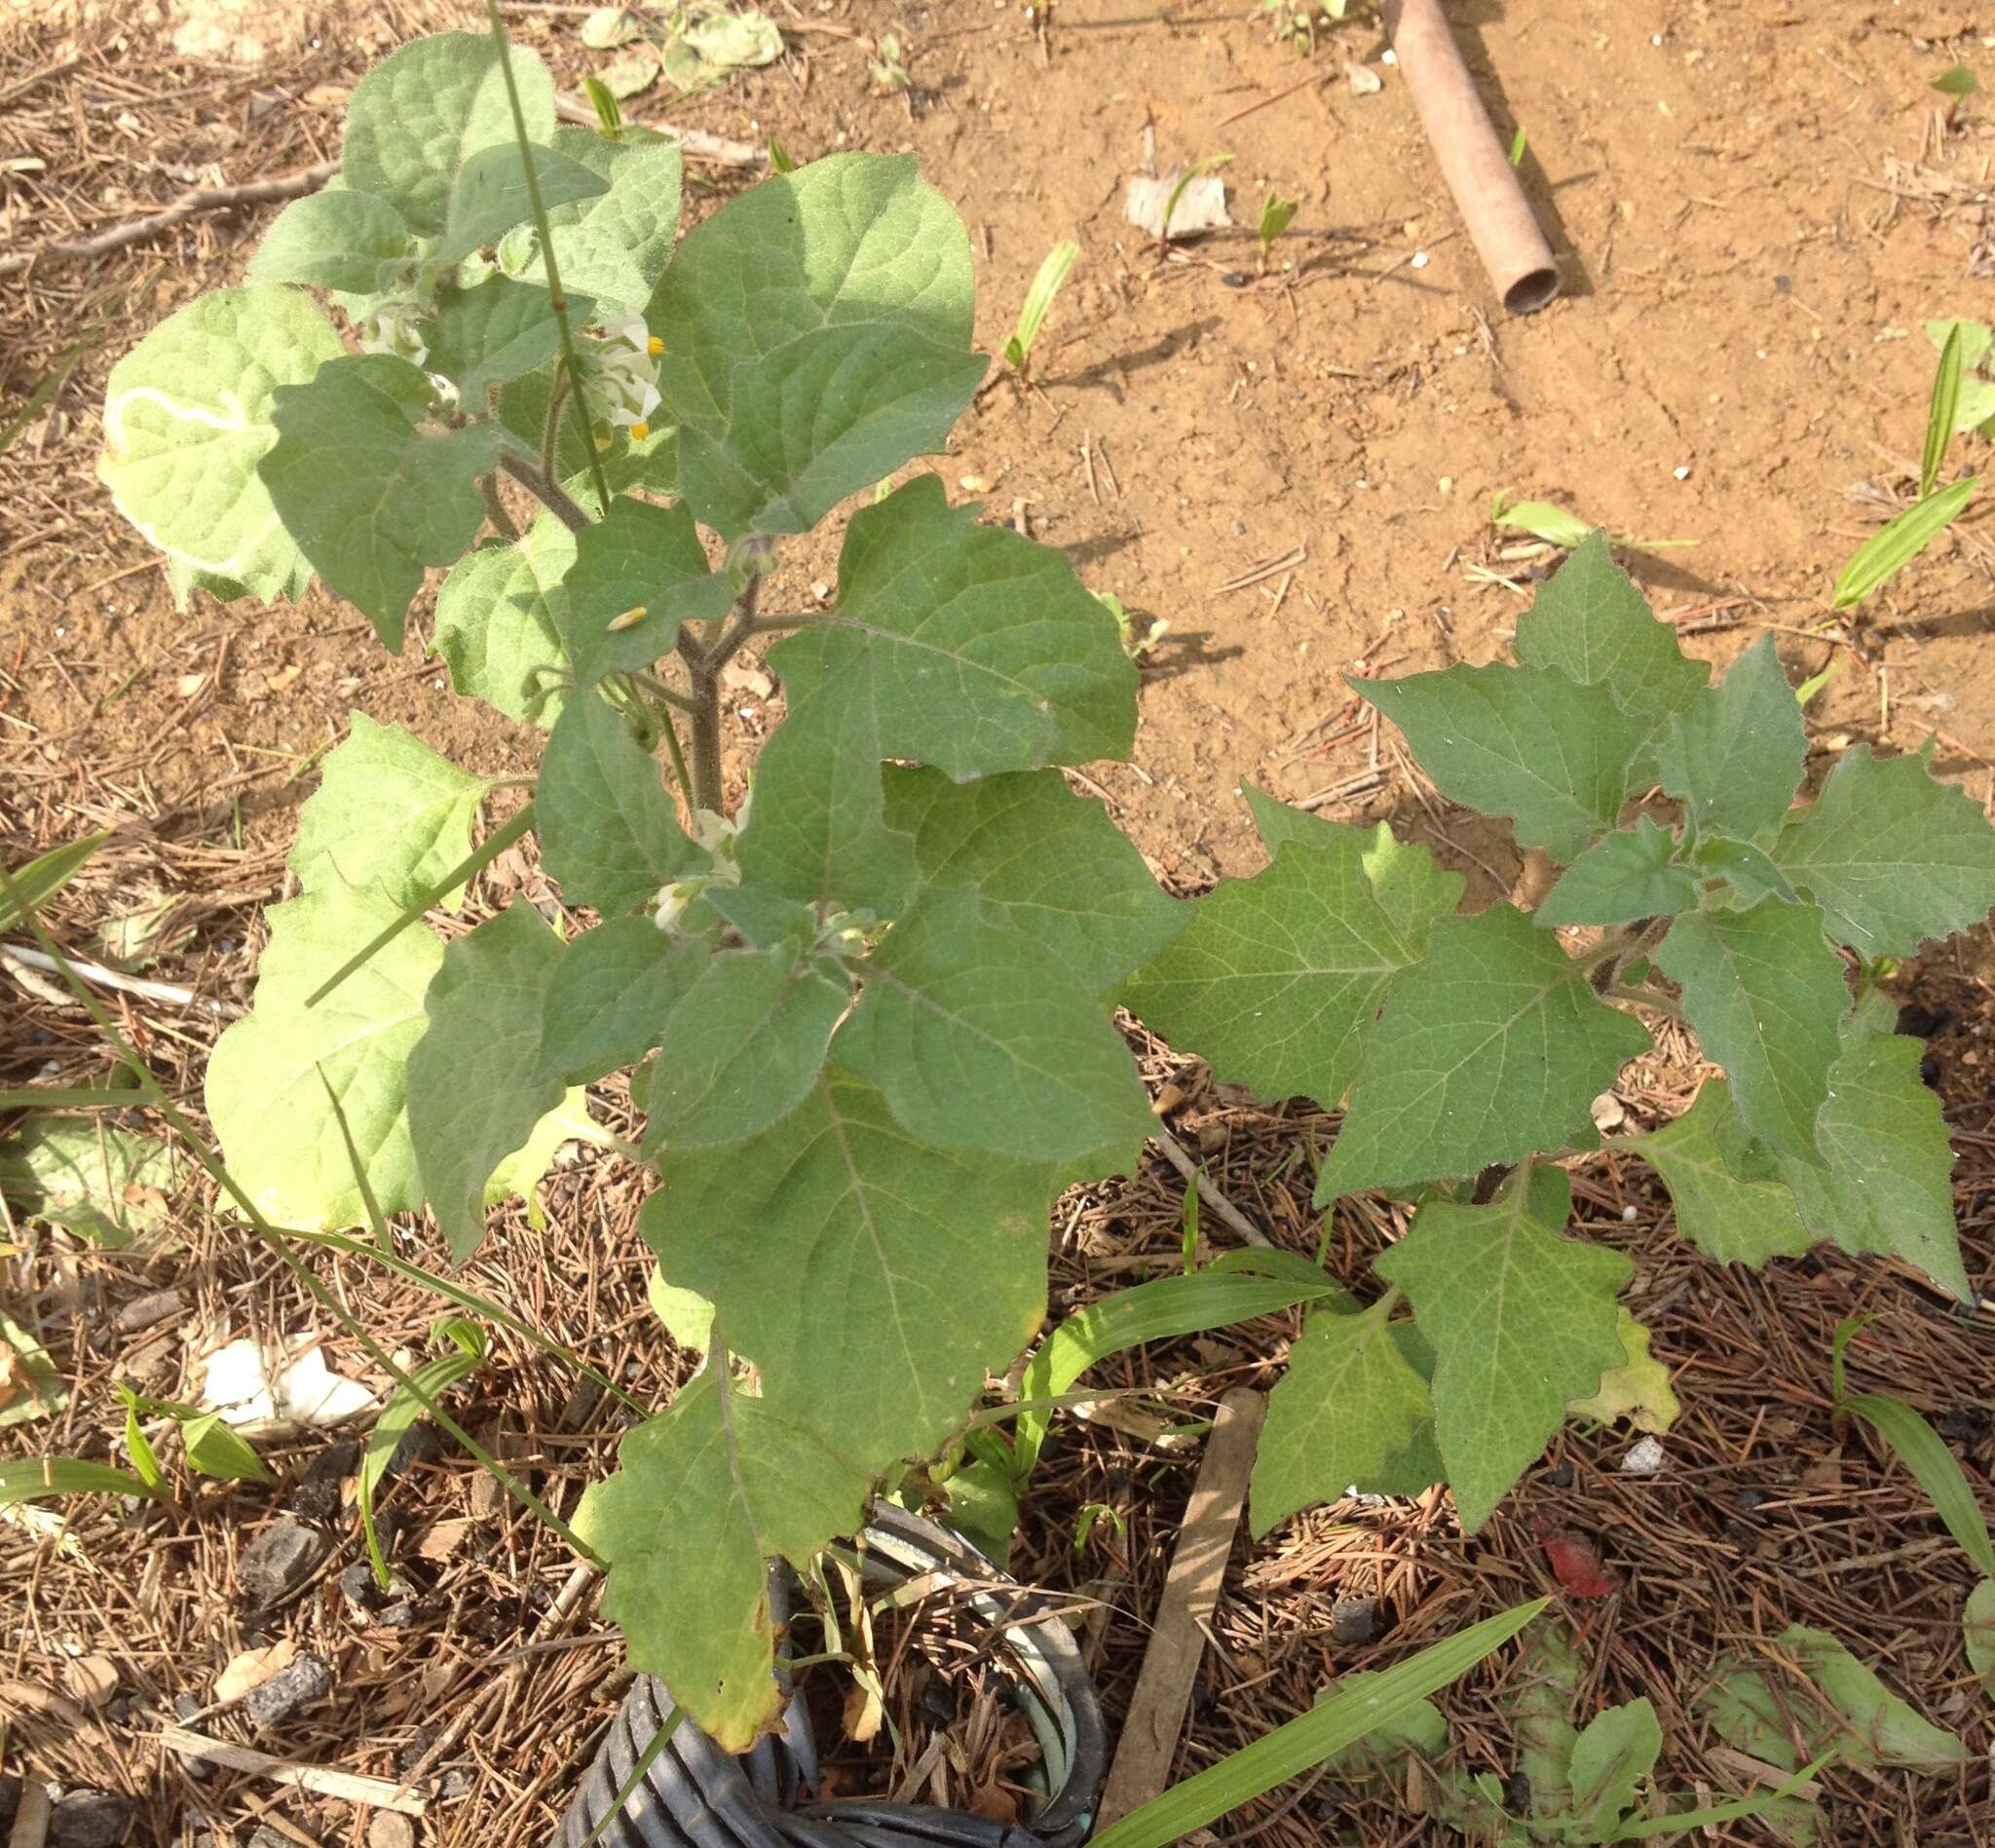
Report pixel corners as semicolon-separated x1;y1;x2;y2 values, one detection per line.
495;448;590;534
478;472;521;544
540;364;571;477
684;658;724;814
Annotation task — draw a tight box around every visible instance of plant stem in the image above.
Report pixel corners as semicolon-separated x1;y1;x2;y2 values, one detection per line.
631;668;701;719
658;707;695;813
684;656;724;814
482;0;613;517
1606;984;1683;1020
540;364;571;477
495;448;590;534
479;472;521;543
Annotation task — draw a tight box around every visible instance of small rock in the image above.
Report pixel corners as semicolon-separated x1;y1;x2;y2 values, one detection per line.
114;1289;185;1335
236;1517;328;1604
1346;58;1382;94
368;1817;416;1848
1732;1486;1770;1513
49;1790;134;1848
171;1692;202;1723
1331;1596;1378;1646
215;1638;296;1704
248;1829;293;1848
376;1601;416;1630
292;1438;361;1521
1620;1435;1667;1476
1544;1461;1575;1489
244;1651;331;1727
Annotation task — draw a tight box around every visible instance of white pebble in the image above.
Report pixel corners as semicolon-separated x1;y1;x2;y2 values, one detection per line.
1673;464;1692;480
1621;1435;1667;1476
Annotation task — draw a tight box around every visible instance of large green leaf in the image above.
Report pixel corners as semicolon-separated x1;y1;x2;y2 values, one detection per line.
538;688;700;915
577;1371;867;1750
1657;634;1807;843
883;767;1186;995
544;129;683;312
1654;896;1846;1161
1119;838;1423;1109
1625;1078;1815;1266
341;31;556;236
535;917;710;1085
557;495;733;683
1770;744;1995;956
1778;1626;1968;1768
643;942;849;1149
835;888;1153;1165
1355;662;1648;863
206;882;444;1228
424;277;589;406
431;141;607;267
1374;1166;1632;1531
99;285;344;604
0;1119;178;1250
262;353;503;649
433;516;574;726
245;189;412;295
288;714;489;908
407;902;584;1262
1511;531;1708;779
1566;1700;1663;1834
1535;814;1697;927
645;1073;1057;1469
1251;1298;1434;1536
1316;906;1651;1201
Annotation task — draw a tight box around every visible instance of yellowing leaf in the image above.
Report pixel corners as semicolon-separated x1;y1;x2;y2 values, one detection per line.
1567;1308;1679;1434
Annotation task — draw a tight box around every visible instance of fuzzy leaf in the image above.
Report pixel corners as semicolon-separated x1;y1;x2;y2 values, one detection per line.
424;276;589;404
246;189;411;294
433;516;574;727
1374;1166;1632;1531
1566;1699;1662;1831
557;496;733;683
407;902;584;1262
1625;1078;1815;1266
1658;634;1807;843
644;943;850;1150
262;353;503;649
1252;1299;1435;1535
206;882;444;1228
1693;834;1797;906
535;917;710;1085
99;285;344;604
1512;531;1708;778
1120;839;1424;1109
1655;896;1847;1160
1535;815;1697;927
431;141;607;267
289;714;488;910
1356;662;1648;863
341;31;556;236
1778;1625;1968;1768
538;688;700;915
1770;745;1995;956
1316;907;1651;1201
1566;1308;1679;1434
835;887;1153;1166
883;767;1186;996
544;129;683;312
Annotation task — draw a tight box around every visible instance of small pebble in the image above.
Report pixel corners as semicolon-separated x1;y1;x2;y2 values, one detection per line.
1620;1435;1667;1476
1331;1596;1379;1645
244;1652;331;1728
49;1791;134;1848
1409;250;1429;269
236;1517;329;1605
114;1289;184;1335
368;1817;416;1848
1673;464;1692;479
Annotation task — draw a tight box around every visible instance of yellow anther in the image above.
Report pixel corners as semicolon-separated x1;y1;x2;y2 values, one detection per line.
629;420;651;441
647;335;664;356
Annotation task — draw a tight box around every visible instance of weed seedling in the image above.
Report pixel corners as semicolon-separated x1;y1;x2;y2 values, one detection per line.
870;31;910;91
1256;191;1298;272
1002;239;1078;382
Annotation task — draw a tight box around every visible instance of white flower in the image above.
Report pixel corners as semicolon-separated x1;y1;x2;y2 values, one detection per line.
583;307;665;440
358;298;429;367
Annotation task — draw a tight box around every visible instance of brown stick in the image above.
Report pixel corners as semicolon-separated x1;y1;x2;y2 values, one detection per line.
0;163;338;281
1382;0;1559;315
1094;1386;1267;1828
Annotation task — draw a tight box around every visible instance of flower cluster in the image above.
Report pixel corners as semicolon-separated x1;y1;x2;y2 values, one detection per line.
583;308;664;444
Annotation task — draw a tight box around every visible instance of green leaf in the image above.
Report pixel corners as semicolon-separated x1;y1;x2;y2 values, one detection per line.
433;517;574;727
99;285;344;604
535;916;709;1084
1373;1167;1632;1532
0;833;103;932
288;714;489;909
1966;1580;1995;1686
1933;62;1982;96
1316;907;1651;1201
0;1119;178;1249
1355;662;1645;862
544;129;683;312
557;495;733;683
1692;834;1797;906
1923;321;1965;499
207;882;444;1229
262;353;503;649
1758;1003;1971;1301
1770;744;1995;956
1566;1307;1679;1434
1008;240;1077;365
432;141;607;267
834;887;1154;1165
1831;478;1978;610
407;902;583;1262
1657;633;1807;842
1120;838;1425;1109
1084;1600;1549;1848
1492;496;1596;548
1655;897;1846;1159
0;1456;159;1507
1566;1698;1662;1832
1624;1078;1815;1266
646;1072;1058;1470
1512;531;1708;779
681;322;986;539
424;276;589;405
341;31;556;236
643;943;849;1150
1777;1625;1968;1768
1841;1391;1995;1580
539;688;700;915
246;188;411;294
180;1413;274;1485
1251;1298;1435;1535
1535;815;1697;927
577;1370;868;1749
359;1339;482;1587
0;1312;67;1427
882;767;1186;996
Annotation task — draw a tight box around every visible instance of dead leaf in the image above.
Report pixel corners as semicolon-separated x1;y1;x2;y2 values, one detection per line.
0;1678;88;1728
841;1676;885;1744
61;1655;117;1709
214;1637;296;1704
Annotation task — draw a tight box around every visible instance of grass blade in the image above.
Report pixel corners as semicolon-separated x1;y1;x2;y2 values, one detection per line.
0;1087;145;1112
1831;477;1978;609
1160;153;1231;246
0;1455;160;1506
1005;240;1078;372
1087;1599;1548;1848
359;1331;485;1587
576;1703;684;1848
1610;1752;1835;1839
1843;1391;1995;1580
0;834;106;932
1921;321;1964;498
